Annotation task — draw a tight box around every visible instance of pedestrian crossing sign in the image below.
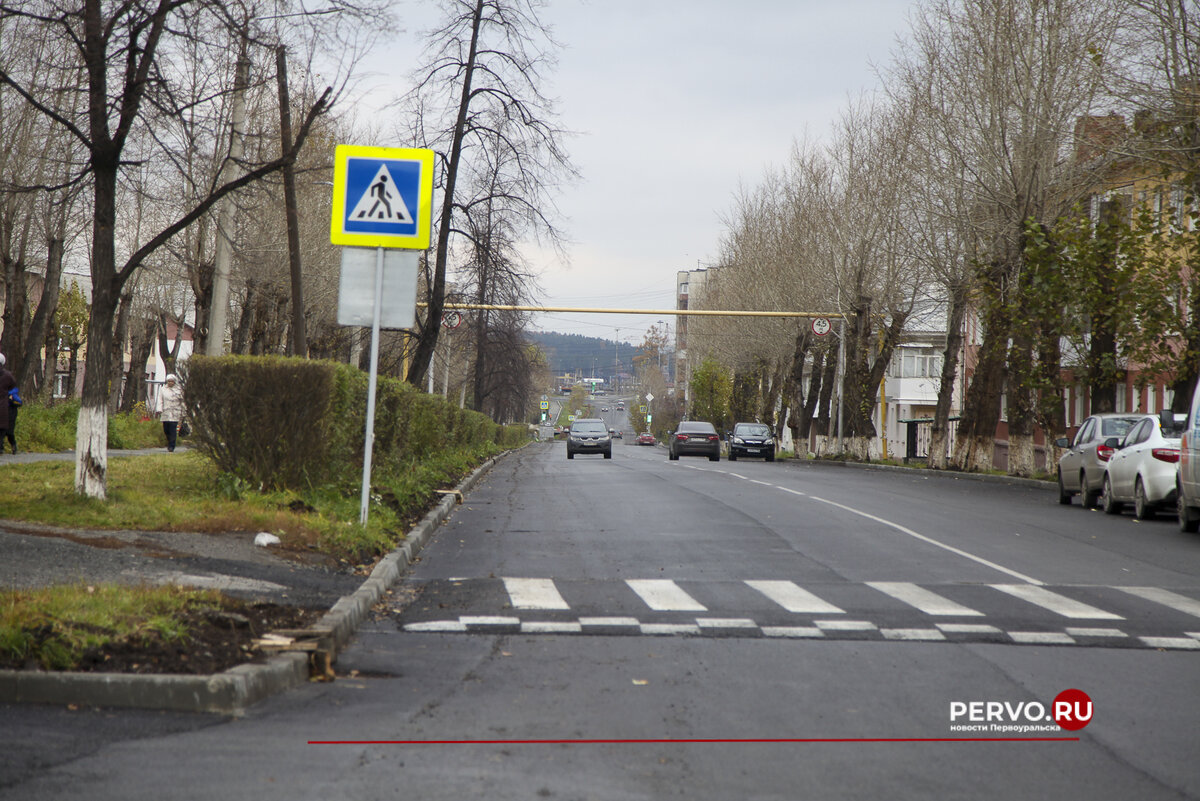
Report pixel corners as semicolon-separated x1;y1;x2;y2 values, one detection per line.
330;144;435;249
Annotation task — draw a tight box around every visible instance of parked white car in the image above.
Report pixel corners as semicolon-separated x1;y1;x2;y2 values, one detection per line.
1100;411;1185;520
1056;413;1150;507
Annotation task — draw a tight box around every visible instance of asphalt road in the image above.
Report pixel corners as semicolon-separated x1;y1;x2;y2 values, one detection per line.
3;436;1200;800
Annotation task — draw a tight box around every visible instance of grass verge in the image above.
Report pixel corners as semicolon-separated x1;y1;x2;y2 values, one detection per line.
0;443;510;561
0;584;220;670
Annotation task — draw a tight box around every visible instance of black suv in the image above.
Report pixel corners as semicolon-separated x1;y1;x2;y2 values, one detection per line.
728;422;775;462
567;418;612;459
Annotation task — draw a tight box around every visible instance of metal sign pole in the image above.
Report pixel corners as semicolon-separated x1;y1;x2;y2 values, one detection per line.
360;246;384;525
836;317;845;455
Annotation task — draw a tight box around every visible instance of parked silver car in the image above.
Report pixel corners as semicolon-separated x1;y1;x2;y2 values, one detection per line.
1099;411;1184;520
1056;413;1150;507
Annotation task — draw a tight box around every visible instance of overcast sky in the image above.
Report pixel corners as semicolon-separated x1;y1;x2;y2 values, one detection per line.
375;0;918;344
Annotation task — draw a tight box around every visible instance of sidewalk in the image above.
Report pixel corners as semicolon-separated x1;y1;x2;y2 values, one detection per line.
0;445;192;465
0;447;504;716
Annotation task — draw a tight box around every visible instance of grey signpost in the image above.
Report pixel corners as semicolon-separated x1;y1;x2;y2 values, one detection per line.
330;145;434;525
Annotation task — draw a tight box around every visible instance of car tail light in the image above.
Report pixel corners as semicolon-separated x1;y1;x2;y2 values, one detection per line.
1152;447;1180;463
707;435;719;441
1097;444;1115;461
676;433;688;441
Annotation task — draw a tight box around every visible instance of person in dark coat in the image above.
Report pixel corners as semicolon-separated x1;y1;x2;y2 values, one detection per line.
0;354;15;454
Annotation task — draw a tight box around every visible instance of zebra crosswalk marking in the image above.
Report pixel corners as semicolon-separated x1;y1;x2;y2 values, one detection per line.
503;577;569;609
866;582;983;616
744;580;844;614
989;584;1124;620
1008;631;1076;644
625;579;707;611
1118;587;1200;619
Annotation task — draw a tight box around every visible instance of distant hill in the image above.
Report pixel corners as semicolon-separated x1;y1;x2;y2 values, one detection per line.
531;331;639;382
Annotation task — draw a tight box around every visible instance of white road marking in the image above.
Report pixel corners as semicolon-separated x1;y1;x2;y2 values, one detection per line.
1008;631;1076;644
578;616;640;627
990;585;1123;619
696;618;758;629
867;582;983;616
881;628;947;641
404;621;467;632
761;626;825;638
1139;636;1200;649
1118;587;1200;619
803;496;1045;586
937;623;1002;634
745;580;845;614
690;466;1045;585
1065;628;1127;638
503;577;569;610
814;620;877;631
460;615;521;627
521;621;582;634
640;623;701;636
626;579;707;611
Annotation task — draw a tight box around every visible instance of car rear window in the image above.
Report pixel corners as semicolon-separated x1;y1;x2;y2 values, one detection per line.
678;422;716;434
572;421;607;433
1101;417;1143;437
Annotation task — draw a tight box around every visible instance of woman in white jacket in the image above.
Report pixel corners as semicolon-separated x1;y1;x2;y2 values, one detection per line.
155;374;186;452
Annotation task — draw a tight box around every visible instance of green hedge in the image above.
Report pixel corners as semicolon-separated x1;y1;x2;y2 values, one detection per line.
184;355;527;491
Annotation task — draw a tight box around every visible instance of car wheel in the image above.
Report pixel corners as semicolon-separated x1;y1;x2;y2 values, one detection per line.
1134;477;1155;521
1101;475;1122;515
766;451;775;462
709;453;720;461
1081;471;1100;508
1057;469;1072;505
1178;484;1200;532
603;449;612;459
567;450;574;460
728;452;737;461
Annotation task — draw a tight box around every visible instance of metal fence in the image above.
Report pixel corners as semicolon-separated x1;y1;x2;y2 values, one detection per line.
898;417;959;463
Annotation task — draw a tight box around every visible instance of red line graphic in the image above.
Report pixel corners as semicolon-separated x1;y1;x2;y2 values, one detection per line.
309;737;1079;745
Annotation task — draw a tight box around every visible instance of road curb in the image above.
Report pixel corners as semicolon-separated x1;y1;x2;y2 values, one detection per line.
0;452;505;716
792;457;1056;491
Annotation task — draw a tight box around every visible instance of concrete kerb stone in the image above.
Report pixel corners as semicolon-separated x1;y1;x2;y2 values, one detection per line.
0;452;506;716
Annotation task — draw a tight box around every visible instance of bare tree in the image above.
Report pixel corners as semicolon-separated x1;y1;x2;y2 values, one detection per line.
0;0;344;499
398;0;574;391
901;0;1120;474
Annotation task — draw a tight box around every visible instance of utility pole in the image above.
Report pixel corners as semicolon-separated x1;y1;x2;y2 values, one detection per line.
206;47;249;356
277;45;306;357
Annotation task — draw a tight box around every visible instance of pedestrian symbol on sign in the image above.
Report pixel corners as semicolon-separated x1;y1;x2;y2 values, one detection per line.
349;165;414;224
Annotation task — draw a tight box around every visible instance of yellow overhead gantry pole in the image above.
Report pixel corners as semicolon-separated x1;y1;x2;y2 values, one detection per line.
421;302;846;320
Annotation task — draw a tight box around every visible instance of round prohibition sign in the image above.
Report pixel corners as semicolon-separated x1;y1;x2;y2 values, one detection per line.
811;317;832;336
441;311;464;329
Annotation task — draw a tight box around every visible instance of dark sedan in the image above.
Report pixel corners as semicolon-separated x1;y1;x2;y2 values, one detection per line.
728;422;775;461
668;421;721;461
